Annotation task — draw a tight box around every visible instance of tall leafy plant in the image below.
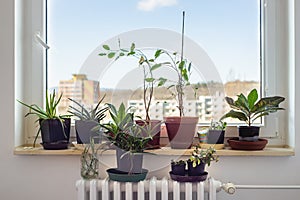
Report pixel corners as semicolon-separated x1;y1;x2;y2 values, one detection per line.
221;89;285;126
99;41;160;121
99;42;195;117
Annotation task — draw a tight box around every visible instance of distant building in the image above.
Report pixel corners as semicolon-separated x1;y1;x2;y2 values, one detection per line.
128;92;226;123
58;74;101;114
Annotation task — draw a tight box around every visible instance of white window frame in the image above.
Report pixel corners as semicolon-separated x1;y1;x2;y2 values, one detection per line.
15;0;295;147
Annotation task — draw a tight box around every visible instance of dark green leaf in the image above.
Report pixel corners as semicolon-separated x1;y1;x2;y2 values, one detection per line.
220;110;248;122
127;51;135;56
154;49;162;59
98;53;106;56
188;62;192;72
103;45;110;50
178;61;185;70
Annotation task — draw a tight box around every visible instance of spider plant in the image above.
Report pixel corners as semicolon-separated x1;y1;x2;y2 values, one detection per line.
68;95;108;122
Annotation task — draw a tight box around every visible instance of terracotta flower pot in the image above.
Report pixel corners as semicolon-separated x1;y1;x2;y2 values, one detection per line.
165;116;199;149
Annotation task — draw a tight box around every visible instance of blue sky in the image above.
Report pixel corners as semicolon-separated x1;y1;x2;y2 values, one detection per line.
47;0;260;88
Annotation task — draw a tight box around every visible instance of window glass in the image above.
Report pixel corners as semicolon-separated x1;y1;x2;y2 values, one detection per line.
47;0;260;123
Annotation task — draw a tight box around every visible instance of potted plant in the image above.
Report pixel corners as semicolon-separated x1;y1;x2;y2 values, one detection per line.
171;159;186;176
17;90;71;149
220;88;285;141
101;103;153;174
99;41;162;148
80;138;99;180
153;48;199;149
68;95;108;144
206;120;227;144
187;146;218;176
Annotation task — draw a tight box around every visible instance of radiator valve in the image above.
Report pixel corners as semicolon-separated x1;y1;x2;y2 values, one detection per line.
222;182;236;194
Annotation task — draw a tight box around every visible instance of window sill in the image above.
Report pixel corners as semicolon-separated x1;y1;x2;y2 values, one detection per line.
14;145;294;157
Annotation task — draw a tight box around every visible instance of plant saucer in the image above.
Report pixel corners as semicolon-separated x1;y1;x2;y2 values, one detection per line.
227;137;268;150
107;168;148;182
41;140;69;150
169;171;208;182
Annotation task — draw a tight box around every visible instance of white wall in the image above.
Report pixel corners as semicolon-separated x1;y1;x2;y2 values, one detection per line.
0;0;300;199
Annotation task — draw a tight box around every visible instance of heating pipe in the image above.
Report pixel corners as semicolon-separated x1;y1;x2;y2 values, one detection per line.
213;179;300;195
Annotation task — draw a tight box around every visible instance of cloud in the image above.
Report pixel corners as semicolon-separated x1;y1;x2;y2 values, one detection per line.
137;0;178;11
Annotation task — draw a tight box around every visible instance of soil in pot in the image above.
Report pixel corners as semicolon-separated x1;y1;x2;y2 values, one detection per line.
116;148;143;174
238;126;260;141
187;160;205;176
207;130;225;144
165;116;198;149
136;120;161;149
39;118;71;144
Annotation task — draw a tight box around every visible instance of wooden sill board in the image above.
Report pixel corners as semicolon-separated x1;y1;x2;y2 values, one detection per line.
14;145;294;156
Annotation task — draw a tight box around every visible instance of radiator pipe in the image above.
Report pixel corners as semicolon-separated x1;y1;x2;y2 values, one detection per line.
213;179;300;195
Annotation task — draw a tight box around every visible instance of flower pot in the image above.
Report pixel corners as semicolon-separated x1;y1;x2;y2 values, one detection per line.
39;118;71;148
165;116;199;149
116;148;143;174
238;126;260;141
187;160;205;176
136;120;161;149
171;162;186;176
207;130;225;144
75;120;100;144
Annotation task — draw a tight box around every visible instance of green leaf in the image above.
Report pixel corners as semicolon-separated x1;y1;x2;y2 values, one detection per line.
236;93;250;113
130;43;135;52
188;62;192;72
145;78;155;82
178;60;185;70
150;63;162;71
98;53;106;56
154;49;162;59
139;56;145;64
220;110;248;122
247;89;258;110
181;68;189;81
157;78;167;87
119;52;125;56
103;45;110;50
107;52;115;58
127;51;135;56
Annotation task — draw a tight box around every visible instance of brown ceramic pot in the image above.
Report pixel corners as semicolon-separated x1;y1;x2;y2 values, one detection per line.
164;116;199;149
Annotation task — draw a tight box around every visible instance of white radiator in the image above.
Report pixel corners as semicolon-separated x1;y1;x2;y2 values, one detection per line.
76;177;222;200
